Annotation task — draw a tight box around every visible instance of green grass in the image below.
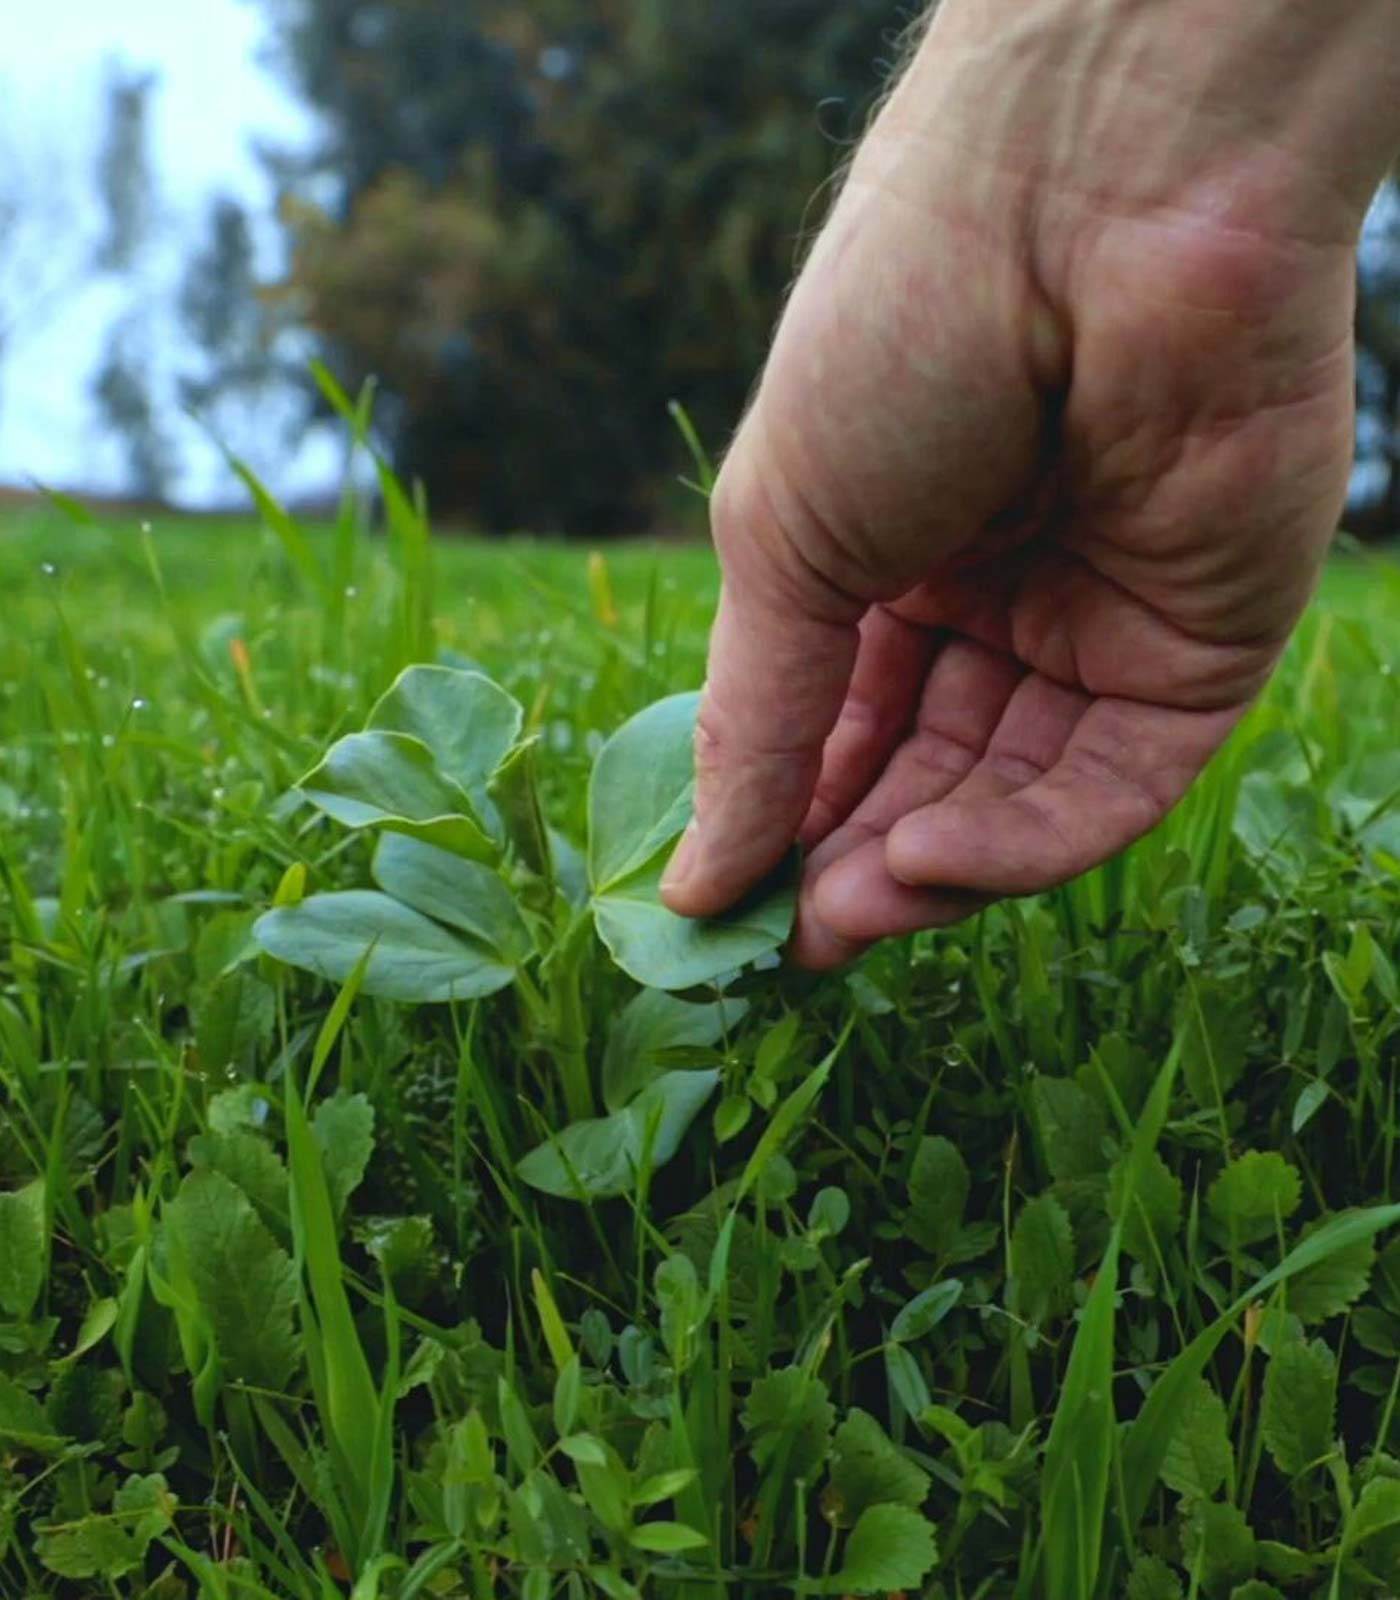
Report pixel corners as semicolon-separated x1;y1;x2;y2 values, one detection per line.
4;482;1400;1600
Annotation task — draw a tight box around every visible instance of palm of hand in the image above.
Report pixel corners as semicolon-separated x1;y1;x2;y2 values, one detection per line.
785;211;1357;967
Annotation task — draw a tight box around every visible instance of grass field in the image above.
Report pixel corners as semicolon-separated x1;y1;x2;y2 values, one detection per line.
4;478;1400;1600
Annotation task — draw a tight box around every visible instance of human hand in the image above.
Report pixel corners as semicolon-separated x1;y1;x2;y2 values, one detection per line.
661;0;1400;967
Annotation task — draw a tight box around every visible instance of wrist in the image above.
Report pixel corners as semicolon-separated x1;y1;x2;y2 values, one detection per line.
883;0;1400;250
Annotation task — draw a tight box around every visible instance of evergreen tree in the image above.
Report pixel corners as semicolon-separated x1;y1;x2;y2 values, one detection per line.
258;0;907;530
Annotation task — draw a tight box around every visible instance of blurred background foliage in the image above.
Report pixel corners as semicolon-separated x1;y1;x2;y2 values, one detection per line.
6;1;1400;534
257;0;905;531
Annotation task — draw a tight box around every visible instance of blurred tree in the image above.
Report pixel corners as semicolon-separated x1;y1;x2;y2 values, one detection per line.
93;315;172;499
90;61;170;500
1352;180;1400;537
179;194;290;416
0;109;100;446
94;64;159;273
258;0;906;531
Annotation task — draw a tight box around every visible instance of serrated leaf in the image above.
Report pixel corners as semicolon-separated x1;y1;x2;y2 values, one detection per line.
907;1136;970;1257
36;1473;174;1579
1180;981;1252;1109
194;968;275;1076
1030;1076;1107;1180
1010;1193;1075;1324
1108;1148;1182;1271
1159;1380;1232;1499
823;1408;931;1529
742;1368;835;1483
1261;1337;1336;1478
163;1169;299;1391
365;665;522;808
0;1179;46;1318
312;1093;374;1219
1256;1541;1315;1582
1287;1223;1375;1322
822;1503;940;1594
1343;1476;1400;1555
1125;1555;1183;1600
516;1070;720;1200
1207;1153;1303;1247
0;1372;66;1453
1181;1501;1255;1595
187;1130;287;1229
255;891;515;1003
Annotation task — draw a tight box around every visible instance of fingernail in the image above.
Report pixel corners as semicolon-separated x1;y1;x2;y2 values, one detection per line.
661;820;700;895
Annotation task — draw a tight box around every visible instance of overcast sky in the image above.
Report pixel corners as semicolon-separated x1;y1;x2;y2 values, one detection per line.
0;0;330;502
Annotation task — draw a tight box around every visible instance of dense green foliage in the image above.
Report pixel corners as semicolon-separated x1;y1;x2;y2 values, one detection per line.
4;468;1400;1597
260;0;907;529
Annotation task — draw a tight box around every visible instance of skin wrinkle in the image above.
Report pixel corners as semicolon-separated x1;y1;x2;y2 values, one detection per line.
663;0;1400;943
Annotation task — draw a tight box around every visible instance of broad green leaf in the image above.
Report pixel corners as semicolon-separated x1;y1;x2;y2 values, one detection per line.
36;1473;175;1580
312;1093;375;1220
1180;980;1253;1110
1256;1541;1315;1582
629;1521;708;1553
633;1468;698;1507
1342;1476;1400;1556
371;834;531;961
1159;1380;1232;1499
602;987;747;1113
891;1280;963;1344
163;1169;300;1392
587;695;796;988
1261;1338;1336;1478
1120;1205;1400;1544
592;851;797;992
743;1368;835;1481
907;1137;970;1257
194;968;275;1076
1010;1194;1075;1324
0;1372;66;1453
1207;1153;1303;1246
0;1179;46;1318
1286;1223;1375;1322
1108;1148;1182;1270
1030;1076;1107;1180
366;665;522;806
1227;1585;1285;1600
553;1355;581;1436
588;692;700;891
516;1070;720;1200
822;1503;940;1595
187;1130;288;1230
1181;1501;1255;1595
1126;1555;1184;1600
255;891;514;1003
300;731;496;860
823;1408;931;1529
360;1214;435;1300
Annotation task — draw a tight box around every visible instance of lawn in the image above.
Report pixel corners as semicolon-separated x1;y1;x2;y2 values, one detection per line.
4;479;1400;1600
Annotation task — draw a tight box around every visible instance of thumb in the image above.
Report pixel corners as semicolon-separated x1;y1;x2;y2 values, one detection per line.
661;453;863;919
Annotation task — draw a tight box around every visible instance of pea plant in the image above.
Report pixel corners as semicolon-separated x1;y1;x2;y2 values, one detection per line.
254;665;796;1199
